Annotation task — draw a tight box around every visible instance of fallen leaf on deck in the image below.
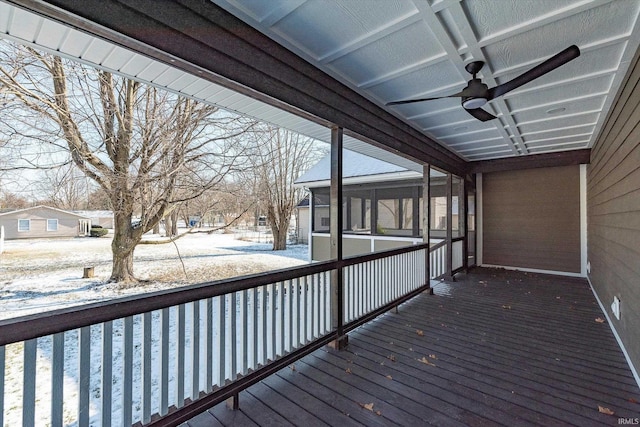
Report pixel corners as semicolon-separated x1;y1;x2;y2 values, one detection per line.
387;354;396;362
375;410;382;416
290;364;296;372
502;305;511;310
629;397;638;404
345;368;352;374
385;375;392;380
418;356;436;366
416;329;424;336
361;402;374;411
598;405;614;415
429;354;438;360
595;317;605;323
556;296;561;300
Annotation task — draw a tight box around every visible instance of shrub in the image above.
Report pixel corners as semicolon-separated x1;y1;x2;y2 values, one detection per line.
90;225;108;237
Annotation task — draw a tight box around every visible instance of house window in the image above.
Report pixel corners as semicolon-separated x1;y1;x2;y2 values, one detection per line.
320;217;330;227
18;219;30;232
47;219;59;231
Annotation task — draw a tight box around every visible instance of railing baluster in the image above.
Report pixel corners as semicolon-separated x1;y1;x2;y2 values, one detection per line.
279;282;285;354
206;298;213;393
123;317;133;426
302;276;309;344
354;264;360;318
313;274;319;338
51;333;64;427
143;312;152;424
22;339;37;427
370;260;374;311
252;289;259;368
79;326;90;426
270;283;276;359
160;309;169;415
288;280;294;351
192;301;200;400
0;345;4;427
295;278;301;349
218;296;226;387
177;304;185;407
261;286;267;364
242;290;249;375
102;321;113;424
231;292;237;380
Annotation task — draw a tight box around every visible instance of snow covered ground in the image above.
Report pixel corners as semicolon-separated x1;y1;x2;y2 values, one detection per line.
0;231;309;320
0;232;311;426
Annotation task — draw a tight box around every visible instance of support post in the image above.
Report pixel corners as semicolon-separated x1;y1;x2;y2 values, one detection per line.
423;164;432;292
446;172;453;280
329;126;348;350
463;176;470;271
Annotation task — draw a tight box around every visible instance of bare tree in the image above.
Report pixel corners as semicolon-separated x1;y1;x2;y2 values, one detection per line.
248;125;324;250
36;162;91;210
0;41;256;283
0;189;30;209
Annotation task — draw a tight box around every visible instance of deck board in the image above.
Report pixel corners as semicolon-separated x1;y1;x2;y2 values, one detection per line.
186;268;640;426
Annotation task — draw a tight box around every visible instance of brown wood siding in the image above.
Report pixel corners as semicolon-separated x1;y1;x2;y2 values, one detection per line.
482;166;581;273
588;47;640;372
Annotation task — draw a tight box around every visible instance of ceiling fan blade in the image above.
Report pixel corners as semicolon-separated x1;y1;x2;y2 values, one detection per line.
488;45;580;99
466;108;496;121
386;90;466;106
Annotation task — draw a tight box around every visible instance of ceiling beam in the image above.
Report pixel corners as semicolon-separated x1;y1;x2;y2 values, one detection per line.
11;0;467;175
469;149;591;173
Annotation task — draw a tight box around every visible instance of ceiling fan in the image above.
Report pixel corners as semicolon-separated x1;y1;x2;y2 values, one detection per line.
386;45;581;121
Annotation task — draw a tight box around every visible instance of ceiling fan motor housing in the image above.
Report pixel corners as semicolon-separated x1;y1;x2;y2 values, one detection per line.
462;78;489;109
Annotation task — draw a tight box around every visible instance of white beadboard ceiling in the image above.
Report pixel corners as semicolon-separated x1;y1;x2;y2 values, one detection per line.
214;0;640;161
1;0;640;169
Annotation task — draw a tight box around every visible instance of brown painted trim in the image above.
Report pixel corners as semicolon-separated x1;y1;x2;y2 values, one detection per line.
13;0;466;175
469;149;591;173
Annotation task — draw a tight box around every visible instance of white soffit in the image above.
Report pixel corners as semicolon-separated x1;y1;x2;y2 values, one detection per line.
0;1;423;172
213;0;640;162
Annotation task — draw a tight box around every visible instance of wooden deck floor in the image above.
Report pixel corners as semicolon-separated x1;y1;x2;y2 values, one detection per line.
186;267;640;426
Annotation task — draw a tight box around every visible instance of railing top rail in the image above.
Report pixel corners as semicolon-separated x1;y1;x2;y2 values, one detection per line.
0;240;439;346
342;242;430;267
430;240;447;251
0;259;336;346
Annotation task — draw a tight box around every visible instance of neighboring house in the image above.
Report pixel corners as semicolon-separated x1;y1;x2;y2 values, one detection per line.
72;210;114;229
295;150;461;262
0;206;91;239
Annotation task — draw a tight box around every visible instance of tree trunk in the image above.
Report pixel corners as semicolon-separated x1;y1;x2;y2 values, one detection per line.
110;214;138;283
171;211;179;236
271;225;288;250
164;215;172;237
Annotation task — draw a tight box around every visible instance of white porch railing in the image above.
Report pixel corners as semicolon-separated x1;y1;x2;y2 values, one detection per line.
0;243;436;426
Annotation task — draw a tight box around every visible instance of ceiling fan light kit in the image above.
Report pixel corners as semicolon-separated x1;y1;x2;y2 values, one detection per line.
387;45;581;122
462;97;488;109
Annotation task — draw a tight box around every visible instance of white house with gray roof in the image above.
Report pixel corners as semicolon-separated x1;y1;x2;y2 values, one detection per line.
0;206;91;240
